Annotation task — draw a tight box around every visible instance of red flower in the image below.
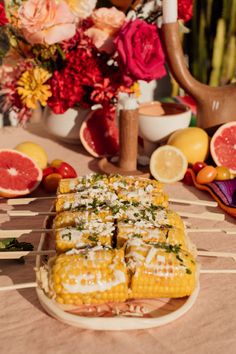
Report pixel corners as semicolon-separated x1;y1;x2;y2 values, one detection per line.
178;0;193;22
114;19;166;85
0;2;8;26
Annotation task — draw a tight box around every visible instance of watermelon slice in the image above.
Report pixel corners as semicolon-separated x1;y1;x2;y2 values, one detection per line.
210;121;236;173
80;108;119;158
0;149;42;197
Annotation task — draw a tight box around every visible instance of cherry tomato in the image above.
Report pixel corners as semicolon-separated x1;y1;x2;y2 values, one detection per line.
215;166;231;181
42;166;55;178
43;173;62;192
50;159;64;168
182;168;194;186
55;162;77;178
192;161;207;174
196;166;217;184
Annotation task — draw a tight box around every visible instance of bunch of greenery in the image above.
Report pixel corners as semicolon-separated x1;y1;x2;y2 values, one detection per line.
185;0;236;86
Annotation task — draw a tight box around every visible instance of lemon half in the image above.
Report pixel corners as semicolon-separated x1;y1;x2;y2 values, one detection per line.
150;145;188;183
15;141;48;169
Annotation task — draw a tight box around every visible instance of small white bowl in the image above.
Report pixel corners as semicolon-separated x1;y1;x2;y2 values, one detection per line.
139;101;191;142
138;101;191;155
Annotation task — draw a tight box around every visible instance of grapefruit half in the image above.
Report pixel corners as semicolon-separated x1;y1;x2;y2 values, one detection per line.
210;122;236;173
80;108;119;158
0;149;42;197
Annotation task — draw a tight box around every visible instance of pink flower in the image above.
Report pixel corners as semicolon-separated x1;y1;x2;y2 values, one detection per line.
18;0;76;45
85;7;125;54
114;19;166;84
85;27;115;54
91;7;126;35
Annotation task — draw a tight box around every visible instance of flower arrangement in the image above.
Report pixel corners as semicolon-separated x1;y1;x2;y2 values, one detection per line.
0;0;193;124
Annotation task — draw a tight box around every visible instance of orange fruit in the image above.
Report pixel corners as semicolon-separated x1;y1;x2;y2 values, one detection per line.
167;127;209;164
43;173;62;192
0;149;42;197
150;145;188;183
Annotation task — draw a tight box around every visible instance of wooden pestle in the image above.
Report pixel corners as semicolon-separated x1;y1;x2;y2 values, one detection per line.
118;102;139;171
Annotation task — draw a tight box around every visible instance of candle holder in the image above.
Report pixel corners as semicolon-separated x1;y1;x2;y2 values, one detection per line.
99;99;149;176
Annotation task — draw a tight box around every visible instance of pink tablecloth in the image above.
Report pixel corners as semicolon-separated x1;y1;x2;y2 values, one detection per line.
0;124;236;354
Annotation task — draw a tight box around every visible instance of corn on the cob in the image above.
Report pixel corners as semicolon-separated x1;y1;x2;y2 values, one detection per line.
109;175;168;207
125;239;197;299
115;203;184;230
53;209;113;229
117;224;186;248
55;189;118;212
58;174;109;194
55;222;114;253
48;247;128;305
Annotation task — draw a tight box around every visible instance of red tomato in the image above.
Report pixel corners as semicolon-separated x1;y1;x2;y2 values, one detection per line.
192;161;207;174
55;162;77;178
182;168;194;186
42;166;55;178
196;166;217;184
43;173;62;192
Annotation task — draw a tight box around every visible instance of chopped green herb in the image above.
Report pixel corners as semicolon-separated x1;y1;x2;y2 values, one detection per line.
186;268;192;274
88;235;98;242
62;233;72;241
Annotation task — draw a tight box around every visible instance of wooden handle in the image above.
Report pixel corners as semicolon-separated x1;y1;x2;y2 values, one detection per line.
178;211;225;221
118;109;139;171
0;282;37;292
169;198;217;207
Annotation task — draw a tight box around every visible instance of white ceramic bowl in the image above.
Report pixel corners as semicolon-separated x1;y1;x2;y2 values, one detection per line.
138;101;191;143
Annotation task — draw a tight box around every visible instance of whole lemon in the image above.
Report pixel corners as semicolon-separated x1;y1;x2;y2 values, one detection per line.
167;127;209;165
15;141;48;169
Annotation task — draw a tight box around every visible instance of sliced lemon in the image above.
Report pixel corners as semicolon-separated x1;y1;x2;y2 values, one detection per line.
150;145;188;183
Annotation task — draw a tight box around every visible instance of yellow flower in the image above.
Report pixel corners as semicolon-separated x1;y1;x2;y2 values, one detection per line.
17;67;52;109
130;82;141;98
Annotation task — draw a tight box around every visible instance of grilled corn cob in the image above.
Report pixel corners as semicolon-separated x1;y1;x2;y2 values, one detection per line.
117;224;187;248
125;238;197;299
55;222;114;253
115;203;184;230
55;189;118;212
53;209;113;229
48;247;128;305
109;175;168;207
58;174;109;194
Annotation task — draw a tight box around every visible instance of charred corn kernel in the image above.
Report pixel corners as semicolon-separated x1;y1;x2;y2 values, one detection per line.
53;210;113;229
57;174;109;194
55;222;114;252
125;239;197;299
49;247;128;305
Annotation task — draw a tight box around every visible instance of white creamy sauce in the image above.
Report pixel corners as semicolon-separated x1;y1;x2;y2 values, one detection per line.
62;270;125;293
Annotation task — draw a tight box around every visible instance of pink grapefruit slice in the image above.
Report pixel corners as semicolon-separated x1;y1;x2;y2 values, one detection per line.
210;122;236;173
80;108;119;158
0;149;42;198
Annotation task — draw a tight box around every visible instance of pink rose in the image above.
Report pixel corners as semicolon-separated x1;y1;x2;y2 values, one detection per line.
91;7;126;35
18;0;76;45
114;19;166;84
85;27;115;54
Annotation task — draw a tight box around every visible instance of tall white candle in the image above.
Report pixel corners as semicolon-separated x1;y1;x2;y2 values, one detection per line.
162;0;178;24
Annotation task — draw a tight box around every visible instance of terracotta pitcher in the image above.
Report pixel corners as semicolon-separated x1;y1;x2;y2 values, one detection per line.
161;0;236;133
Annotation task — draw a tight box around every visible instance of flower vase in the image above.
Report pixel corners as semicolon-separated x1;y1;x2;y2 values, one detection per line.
42;106;90;144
